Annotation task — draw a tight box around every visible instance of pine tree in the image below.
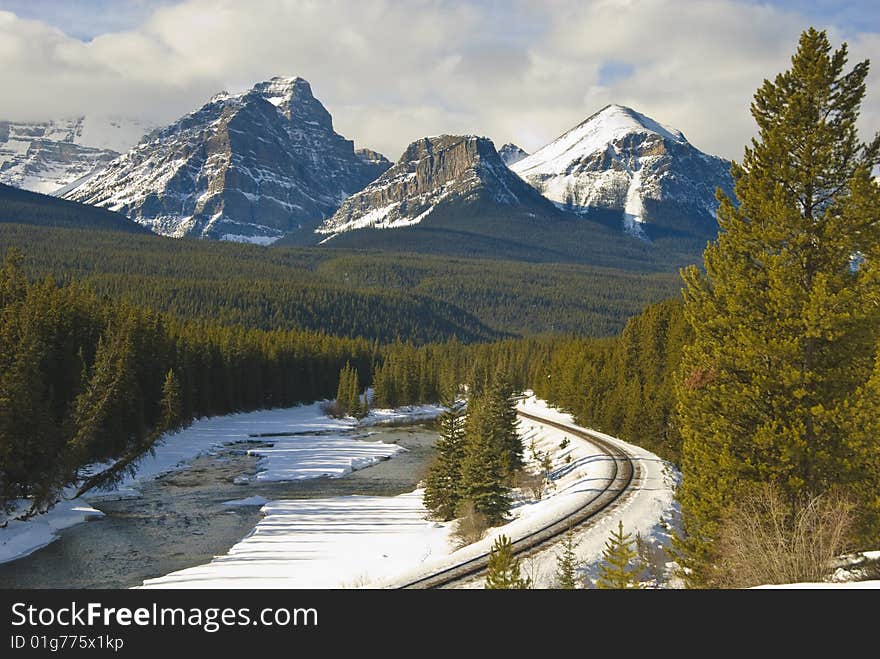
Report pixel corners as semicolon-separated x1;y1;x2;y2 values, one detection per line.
347;364;362;418
485;534;531;589
460;393;511;523
371;363;389;409
335;365;348;416
596;521;641;589
423;393;467;520
487;377;523;475
335;363;359;417
555;530;580;589
676;28;880;583
160;369;183;431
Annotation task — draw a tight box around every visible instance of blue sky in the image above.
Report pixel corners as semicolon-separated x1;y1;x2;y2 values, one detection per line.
741;0;880;35
0;0;179;39
0;0;877;159
3;0;879;40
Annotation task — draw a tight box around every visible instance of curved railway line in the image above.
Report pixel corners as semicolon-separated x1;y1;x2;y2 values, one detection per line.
398;409;639;589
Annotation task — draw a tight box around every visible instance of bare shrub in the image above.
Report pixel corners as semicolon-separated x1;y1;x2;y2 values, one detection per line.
715;483;856;588
321;400;342;417
520;557;544;589
513;469;546;500
452;501;490;548
339;572;372;589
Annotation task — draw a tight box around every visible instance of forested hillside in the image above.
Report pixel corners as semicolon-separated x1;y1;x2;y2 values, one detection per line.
300;199;708;270
0;183;148;234
532;299;690;462
0;223;680;339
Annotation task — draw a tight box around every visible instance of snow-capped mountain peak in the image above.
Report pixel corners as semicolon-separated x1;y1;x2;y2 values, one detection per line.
248;76;332;128
64;77;390;243
512;104;731;239
514;104;685;179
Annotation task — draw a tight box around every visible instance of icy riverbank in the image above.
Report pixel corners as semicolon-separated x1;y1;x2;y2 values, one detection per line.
0;402;442;565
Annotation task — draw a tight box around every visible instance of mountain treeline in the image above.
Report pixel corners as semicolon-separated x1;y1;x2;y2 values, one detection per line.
368;304;687;463
0;222;679;340
533;299;690;462
0;248;374;514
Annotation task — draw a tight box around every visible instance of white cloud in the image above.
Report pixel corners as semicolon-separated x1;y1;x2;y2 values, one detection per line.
0;0;877;161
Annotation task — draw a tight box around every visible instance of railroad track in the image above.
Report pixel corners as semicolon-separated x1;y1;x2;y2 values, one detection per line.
398;409;638;589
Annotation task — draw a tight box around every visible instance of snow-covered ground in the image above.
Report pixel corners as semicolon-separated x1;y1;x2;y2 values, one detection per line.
141;394;677;589
140;491;452;589
754;551;880;588
0;401;442;566
0;500;105;565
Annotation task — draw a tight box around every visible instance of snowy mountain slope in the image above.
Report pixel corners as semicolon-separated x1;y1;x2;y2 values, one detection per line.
65;77;390;243
316;134;556;239
498;142;529;166
512;104;733;240
0;116;152;195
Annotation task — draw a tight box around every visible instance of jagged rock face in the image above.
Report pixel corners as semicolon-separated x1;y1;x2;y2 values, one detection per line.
511;104;732;238
498;143;529;166
317;134;554;236
65;77;390;243
0;117;151;195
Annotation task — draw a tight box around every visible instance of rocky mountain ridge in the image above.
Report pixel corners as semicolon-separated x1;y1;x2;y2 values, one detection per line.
65;77;389;243
316;134;557;239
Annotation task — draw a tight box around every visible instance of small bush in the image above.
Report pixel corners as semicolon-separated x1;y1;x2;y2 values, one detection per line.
320;400;341;417
513;469;546;500
452;501;490;548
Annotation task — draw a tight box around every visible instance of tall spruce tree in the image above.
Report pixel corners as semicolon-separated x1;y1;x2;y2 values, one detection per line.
335;364;350;416
347;364;362;418
485;534;531;589
160;369;183;431
423;393;467;520
460;392;511;523
371;363;390;409
596;521;641;589
676;29;880;583
335;363;361;417
486;377;523;476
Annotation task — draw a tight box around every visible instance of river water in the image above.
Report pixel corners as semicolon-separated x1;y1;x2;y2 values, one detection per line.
0;424;438;589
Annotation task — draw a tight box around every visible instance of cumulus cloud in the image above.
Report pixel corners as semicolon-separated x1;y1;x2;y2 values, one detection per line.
0;0;877;161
